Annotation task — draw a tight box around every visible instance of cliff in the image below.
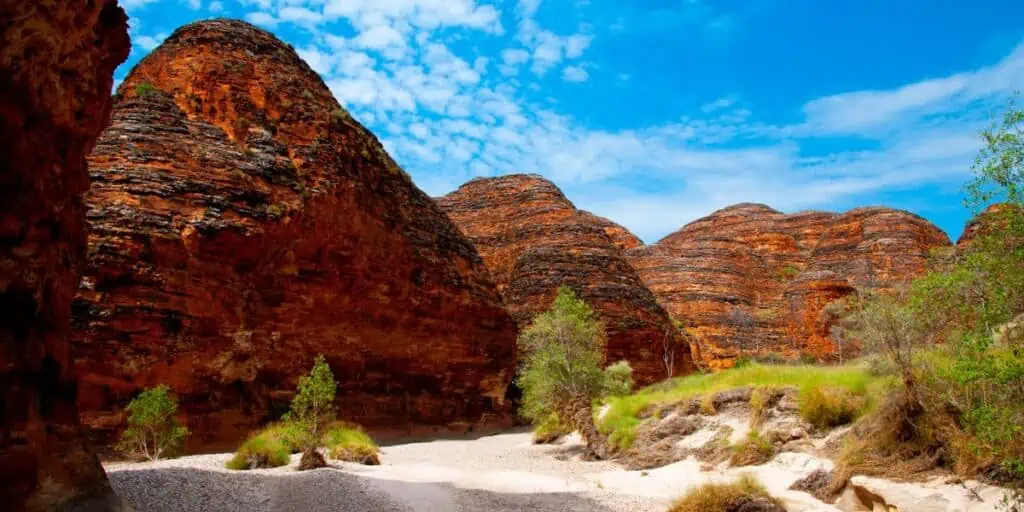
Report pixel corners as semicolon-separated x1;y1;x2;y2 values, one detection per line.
627;203;951;369
0;0;130;509
72;19;517;451
438;175;694;384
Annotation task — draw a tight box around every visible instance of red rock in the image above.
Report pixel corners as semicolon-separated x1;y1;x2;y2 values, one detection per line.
578;211;644;252
72;20;517;452
626;204;950;368
0;0;129;509
438;175;694;384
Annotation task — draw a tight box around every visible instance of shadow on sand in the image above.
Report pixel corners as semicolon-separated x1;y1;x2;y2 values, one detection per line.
108;465;616;512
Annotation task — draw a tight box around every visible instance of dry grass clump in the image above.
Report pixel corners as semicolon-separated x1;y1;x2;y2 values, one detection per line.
533;413;573;444
699;394;717;415
798;385;866;429
729;430;775;467
324;422;380;465
226;432;291;470
667;474;785;512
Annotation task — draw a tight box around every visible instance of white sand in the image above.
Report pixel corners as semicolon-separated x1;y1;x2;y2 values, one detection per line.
105;428;1007;512
106;429;839;512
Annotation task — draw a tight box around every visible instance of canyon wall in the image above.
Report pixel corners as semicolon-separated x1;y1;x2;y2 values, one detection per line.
438;175;694;384
627;203;951;369
0;0;129;509
72;19;517;451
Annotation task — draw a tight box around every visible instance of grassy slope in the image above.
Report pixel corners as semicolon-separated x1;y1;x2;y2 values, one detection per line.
598;363;892;449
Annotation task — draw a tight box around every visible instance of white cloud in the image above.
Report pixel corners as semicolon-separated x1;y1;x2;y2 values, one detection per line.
245;12;279;28
185;0;201;10
562;65;589;82
208;1;223;12
801;43;1024;136
133;32;168;51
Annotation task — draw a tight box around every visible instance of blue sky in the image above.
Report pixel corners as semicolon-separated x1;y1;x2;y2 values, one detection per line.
117;0;1024;243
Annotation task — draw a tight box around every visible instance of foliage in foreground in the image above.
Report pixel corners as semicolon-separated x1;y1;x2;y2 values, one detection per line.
830;100;1024;504
117;385;190;461
324;422;380;465
518;286;634;458
599;362;887;450
667;474;784;512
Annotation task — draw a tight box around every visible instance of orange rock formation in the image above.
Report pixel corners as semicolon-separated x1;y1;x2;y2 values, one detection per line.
72;20;517;451
627;203;951;369
439;175;694;384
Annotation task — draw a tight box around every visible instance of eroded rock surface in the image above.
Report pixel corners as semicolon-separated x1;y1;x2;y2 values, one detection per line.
438;175;693;384
0;0;130;509
627;204;950;368
72;19;517;451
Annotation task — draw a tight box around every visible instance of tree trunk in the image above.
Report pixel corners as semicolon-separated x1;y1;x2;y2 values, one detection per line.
567;396;609;460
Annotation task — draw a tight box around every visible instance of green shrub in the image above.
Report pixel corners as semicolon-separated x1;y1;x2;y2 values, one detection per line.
324;422;380;465
135;82;156;98
225;432;290;470
330;108;351;127
603;360;634;397
730;430;775;466
668;474;783;512
266;203;286;220
285;354;337;457
799;385;866;429
116;385;189;461
532;412;573;444
517;286;614;458
776;265;800;281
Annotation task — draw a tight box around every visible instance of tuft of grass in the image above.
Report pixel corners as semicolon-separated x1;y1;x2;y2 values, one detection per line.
260;422;305;454
533;412;572;444
668;474;784;512
730;430;775;466
599;363;890;450
798;385;866;429
324;422;380;465
226;432;291;470
748;387;772;428
699;394;717;415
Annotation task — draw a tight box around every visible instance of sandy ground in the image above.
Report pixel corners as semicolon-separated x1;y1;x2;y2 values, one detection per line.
105;428;847;512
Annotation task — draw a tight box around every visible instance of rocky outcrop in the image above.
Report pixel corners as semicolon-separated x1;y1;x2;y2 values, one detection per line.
71;19;517;451
0;0;130;509
578;211;644;252
438;175;693;384
627;204;950;368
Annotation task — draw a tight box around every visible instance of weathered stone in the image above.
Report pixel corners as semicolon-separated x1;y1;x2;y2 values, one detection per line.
627;203;950;368
438;174;694;384
0;0;130;509
72;19;517;452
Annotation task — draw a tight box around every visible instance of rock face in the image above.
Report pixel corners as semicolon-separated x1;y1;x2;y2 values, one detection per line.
72;19;517;451
438;175;693;384
627;203;951;369
0;0;130;509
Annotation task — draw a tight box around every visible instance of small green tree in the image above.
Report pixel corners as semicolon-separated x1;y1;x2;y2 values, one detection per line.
517;286;615;458
117;385;189;461
604;360;634;397
285;354;337;469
